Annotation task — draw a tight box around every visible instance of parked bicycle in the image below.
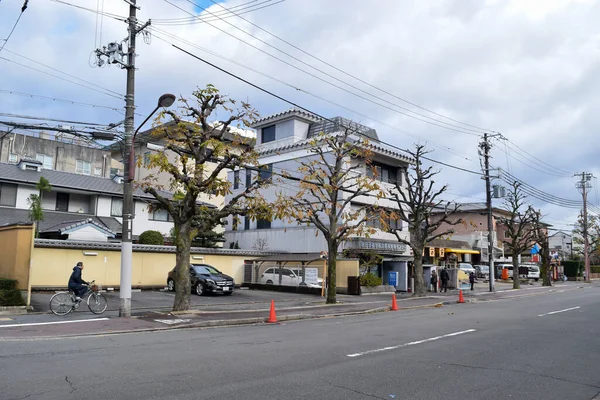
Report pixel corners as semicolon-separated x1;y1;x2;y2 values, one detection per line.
49;280;108;316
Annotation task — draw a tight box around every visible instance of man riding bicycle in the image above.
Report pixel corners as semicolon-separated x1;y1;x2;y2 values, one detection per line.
68;261;89;301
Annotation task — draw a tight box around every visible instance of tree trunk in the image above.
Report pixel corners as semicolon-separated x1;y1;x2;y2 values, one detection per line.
173;219;193;311
541;263;552;286
413;251;426;297
326;241;337;304
512;257;520;289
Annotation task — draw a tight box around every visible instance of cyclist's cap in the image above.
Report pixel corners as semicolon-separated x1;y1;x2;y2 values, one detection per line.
76;261;83;266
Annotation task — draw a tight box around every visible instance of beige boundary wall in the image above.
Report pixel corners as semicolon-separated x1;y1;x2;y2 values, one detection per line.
0;224;35;290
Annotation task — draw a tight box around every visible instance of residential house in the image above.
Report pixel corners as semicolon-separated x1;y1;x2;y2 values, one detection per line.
223;109;415;290
549;231;573;260
0;159;180;241
0;131;111;178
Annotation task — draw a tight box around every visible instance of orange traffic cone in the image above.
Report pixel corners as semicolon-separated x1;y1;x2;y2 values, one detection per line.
391;294;399;311
267;300;277;323
458;289;465;304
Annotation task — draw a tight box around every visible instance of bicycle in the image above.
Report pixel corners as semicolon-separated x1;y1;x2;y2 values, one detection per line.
49;280;108;316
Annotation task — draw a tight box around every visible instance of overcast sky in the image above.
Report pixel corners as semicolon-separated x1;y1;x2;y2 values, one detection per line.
1;0;599;232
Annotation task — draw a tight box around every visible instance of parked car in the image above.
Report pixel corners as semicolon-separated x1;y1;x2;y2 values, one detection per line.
260;267;322;288
458;263;476;275
526;265;540;281
497;263;514;278
474;265;489;279
167;264;235;296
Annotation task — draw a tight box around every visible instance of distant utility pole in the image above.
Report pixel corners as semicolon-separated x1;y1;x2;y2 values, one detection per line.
94;0;150;318
479;133;501;292
575;172;594;282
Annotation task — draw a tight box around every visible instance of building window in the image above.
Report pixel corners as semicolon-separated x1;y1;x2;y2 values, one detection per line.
56;193;70;212
76;160;91;175
8;153;18;163
556;245;562;250
257;218;271;230
150;208;172;222
367;162;399;185
504;230;510;239
143;152;151;167
366;208;402;232
94;167;102;176
259;164;272;182
110;167;121;178
35;154;53;170
0;183;17;207
232;216;238;231
246;169;252;187
111;198;123;216
233;170;240;190
261;125;276;143
244;216;250;230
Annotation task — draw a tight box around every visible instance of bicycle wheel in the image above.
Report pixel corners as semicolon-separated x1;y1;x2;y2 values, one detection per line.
49;292;74;316
87;292;108;314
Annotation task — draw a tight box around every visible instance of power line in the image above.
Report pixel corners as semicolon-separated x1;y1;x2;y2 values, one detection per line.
0;89;126;113
49;0;126;21
495;136;573;177
0;113;111;127
152;0;284;25
0;52;123;99
163;0;485;137
149;26;475;161
0;0;28;53
171;43;484;177
201;0;494;135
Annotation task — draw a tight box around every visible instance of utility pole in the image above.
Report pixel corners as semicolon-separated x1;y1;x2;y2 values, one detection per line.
94;0;150;317
480;133;499;292
575;172;593;282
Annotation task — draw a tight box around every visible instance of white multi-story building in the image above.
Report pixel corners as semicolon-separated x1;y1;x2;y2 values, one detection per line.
549;231;574;260
223;109;414;288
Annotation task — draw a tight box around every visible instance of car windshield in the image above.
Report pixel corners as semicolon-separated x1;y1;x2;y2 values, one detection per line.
192;265;220;275
479;266;489;272
529;266;539;271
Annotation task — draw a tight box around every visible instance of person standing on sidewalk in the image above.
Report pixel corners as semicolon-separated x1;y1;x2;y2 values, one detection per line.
68;262;89;301
440;268;449;293
469;271;476;291
430;270;438;293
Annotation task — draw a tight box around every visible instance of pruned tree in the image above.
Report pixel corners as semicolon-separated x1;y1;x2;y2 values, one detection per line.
573;213;600;267
274;126;384;304
387;144;461;297
142;85;270;311
530;209;552;286
499;181;537;289
28;177;51;237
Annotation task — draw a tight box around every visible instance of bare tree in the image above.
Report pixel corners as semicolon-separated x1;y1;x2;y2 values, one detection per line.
388;144;461;297
142;85;269;311
498;181;537;289
274;127;383;304
531;209;552;286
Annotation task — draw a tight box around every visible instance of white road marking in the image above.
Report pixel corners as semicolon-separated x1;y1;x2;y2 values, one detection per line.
538;306;580;317
154;319;191;325
347;329;477;358
0;318;109;328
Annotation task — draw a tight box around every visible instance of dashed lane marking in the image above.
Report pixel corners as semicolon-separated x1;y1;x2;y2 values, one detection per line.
538;306;581;317
0;318;109;328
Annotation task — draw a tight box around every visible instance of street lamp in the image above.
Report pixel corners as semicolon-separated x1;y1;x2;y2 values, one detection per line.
120;93;176;317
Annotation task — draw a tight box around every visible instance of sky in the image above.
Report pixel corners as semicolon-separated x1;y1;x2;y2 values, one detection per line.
1;0;599;233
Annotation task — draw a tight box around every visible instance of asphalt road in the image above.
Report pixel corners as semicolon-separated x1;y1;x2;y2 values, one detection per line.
1;285;599;400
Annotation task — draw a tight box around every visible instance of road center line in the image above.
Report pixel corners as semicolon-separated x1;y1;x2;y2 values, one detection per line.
538;306;580;317
347;329;477;358
0;318;109;328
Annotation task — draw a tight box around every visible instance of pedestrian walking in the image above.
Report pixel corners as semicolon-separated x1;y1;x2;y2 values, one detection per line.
469;271;476;291
430;270;438;293
440;267;449;293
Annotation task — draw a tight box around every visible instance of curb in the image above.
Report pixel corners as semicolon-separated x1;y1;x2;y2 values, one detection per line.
0;302;445;340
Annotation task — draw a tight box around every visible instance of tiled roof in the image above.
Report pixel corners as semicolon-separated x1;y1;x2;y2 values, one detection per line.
0;207;122;234
251;108;323;127
257;132;413;164
42;218;116;237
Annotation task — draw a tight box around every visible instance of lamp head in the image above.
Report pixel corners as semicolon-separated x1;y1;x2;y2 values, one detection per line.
158;93;176;108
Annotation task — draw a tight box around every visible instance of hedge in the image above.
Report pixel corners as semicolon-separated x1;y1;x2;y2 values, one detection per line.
0;278;25;306
562;261;583;277
138;230;165;245
591;266;600;274
360;272;383;287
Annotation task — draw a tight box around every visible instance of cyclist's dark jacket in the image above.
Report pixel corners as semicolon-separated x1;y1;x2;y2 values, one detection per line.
68;266;87;289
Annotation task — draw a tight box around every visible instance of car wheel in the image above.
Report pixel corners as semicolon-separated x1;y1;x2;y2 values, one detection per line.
167;279;175;292
535;278;539;282
266;280;273;284
195;282;205;296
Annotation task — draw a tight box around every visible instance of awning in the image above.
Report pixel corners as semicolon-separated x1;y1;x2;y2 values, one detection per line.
445;248;480;255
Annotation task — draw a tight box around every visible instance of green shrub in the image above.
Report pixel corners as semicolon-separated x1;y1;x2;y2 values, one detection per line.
591;266;600;274
138;230;165;245
0;279;24;306
563;261;583;277
0;278;17;291
360;272;382;287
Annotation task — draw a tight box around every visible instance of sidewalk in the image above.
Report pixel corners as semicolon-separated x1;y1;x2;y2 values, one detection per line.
0;282;590;340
